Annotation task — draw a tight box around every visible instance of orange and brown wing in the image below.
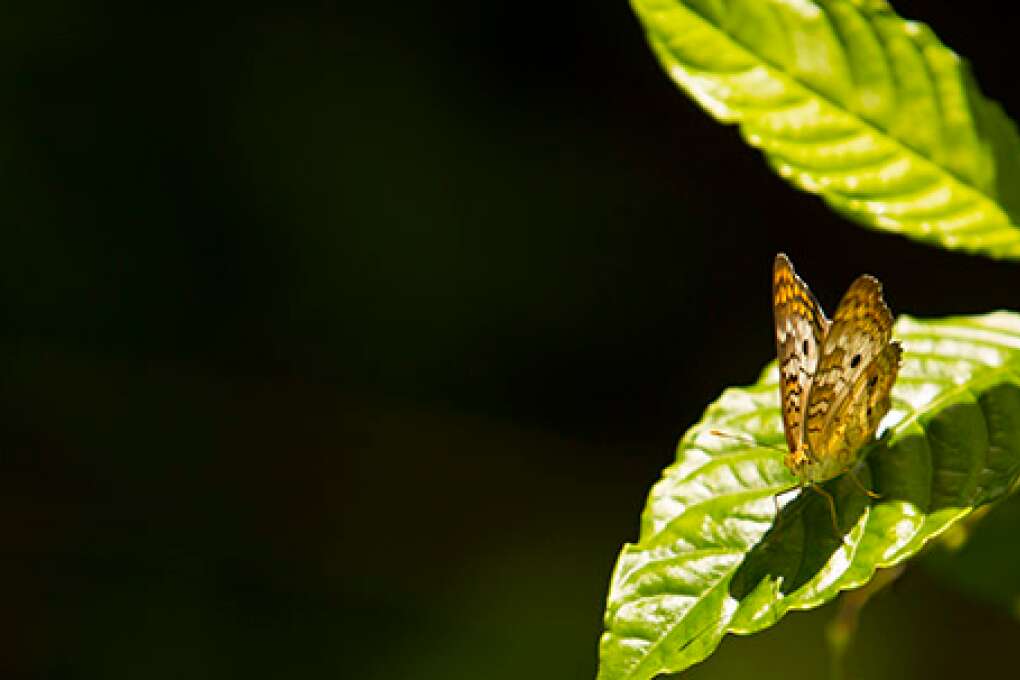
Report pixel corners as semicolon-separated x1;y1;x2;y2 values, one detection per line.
805;273;895;454
811;340;902;476
773;253;830;453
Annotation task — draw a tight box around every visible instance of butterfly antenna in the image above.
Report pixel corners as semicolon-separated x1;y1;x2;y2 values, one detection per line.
707;429;788;454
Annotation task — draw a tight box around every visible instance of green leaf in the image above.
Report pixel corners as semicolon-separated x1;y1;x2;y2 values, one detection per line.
633;0;1020;259
597;312;1020;680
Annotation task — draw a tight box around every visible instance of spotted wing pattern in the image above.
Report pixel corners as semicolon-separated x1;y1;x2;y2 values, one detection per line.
836;340;901;454
772;254;830;454
805;274;895;456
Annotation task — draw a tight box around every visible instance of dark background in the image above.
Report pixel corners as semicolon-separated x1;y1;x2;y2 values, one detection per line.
3;1;1020;677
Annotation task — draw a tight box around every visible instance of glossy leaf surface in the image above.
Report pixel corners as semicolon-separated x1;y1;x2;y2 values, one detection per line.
633;0;1020;258
598;312;1020;680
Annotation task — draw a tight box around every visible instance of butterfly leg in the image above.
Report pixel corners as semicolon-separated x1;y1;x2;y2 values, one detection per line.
809;483;842;537
846;469;881;499
767;491;785;533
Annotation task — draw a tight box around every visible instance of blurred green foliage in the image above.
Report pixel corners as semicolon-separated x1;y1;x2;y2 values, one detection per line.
3;1;1020;679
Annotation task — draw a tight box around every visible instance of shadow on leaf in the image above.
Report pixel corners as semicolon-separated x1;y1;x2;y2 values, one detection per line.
729;471;872;600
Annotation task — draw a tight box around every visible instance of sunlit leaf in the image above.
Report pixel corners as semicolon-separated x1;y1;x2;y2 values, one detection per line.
597;312;1020;680
633;0;1020;259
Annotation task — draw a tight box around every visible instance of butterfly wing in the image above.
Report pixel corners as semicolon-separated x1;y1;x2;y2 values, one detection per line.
773;254;830;453
805;273;897;462
845;341;901;445
809;341;902;478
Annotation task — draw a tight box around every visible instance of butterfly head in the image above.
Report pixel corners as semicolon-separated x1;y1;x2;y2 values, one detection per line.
785;440;849;484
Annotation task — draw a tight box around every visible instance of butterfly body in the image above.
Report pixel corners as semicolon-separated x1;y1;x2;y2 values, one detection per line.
773;254;901;486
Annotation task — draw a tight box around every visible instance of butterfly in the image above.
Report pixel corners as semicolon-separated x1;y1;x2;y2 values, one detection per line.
772;253;901;528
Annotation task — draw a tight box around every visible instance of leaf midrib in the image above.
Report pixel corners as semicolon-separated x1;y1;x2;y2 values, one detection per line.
646;0;1009;224
626;575;735;680
887;358;1020;443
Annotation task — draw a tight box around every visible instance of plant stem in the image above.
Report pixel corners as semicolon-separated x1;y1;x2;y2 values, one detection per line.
826;564;906;680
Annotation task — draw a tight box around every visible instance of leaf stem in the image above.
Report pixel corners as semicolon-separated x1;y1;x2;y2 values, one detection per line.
825;564;906;680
